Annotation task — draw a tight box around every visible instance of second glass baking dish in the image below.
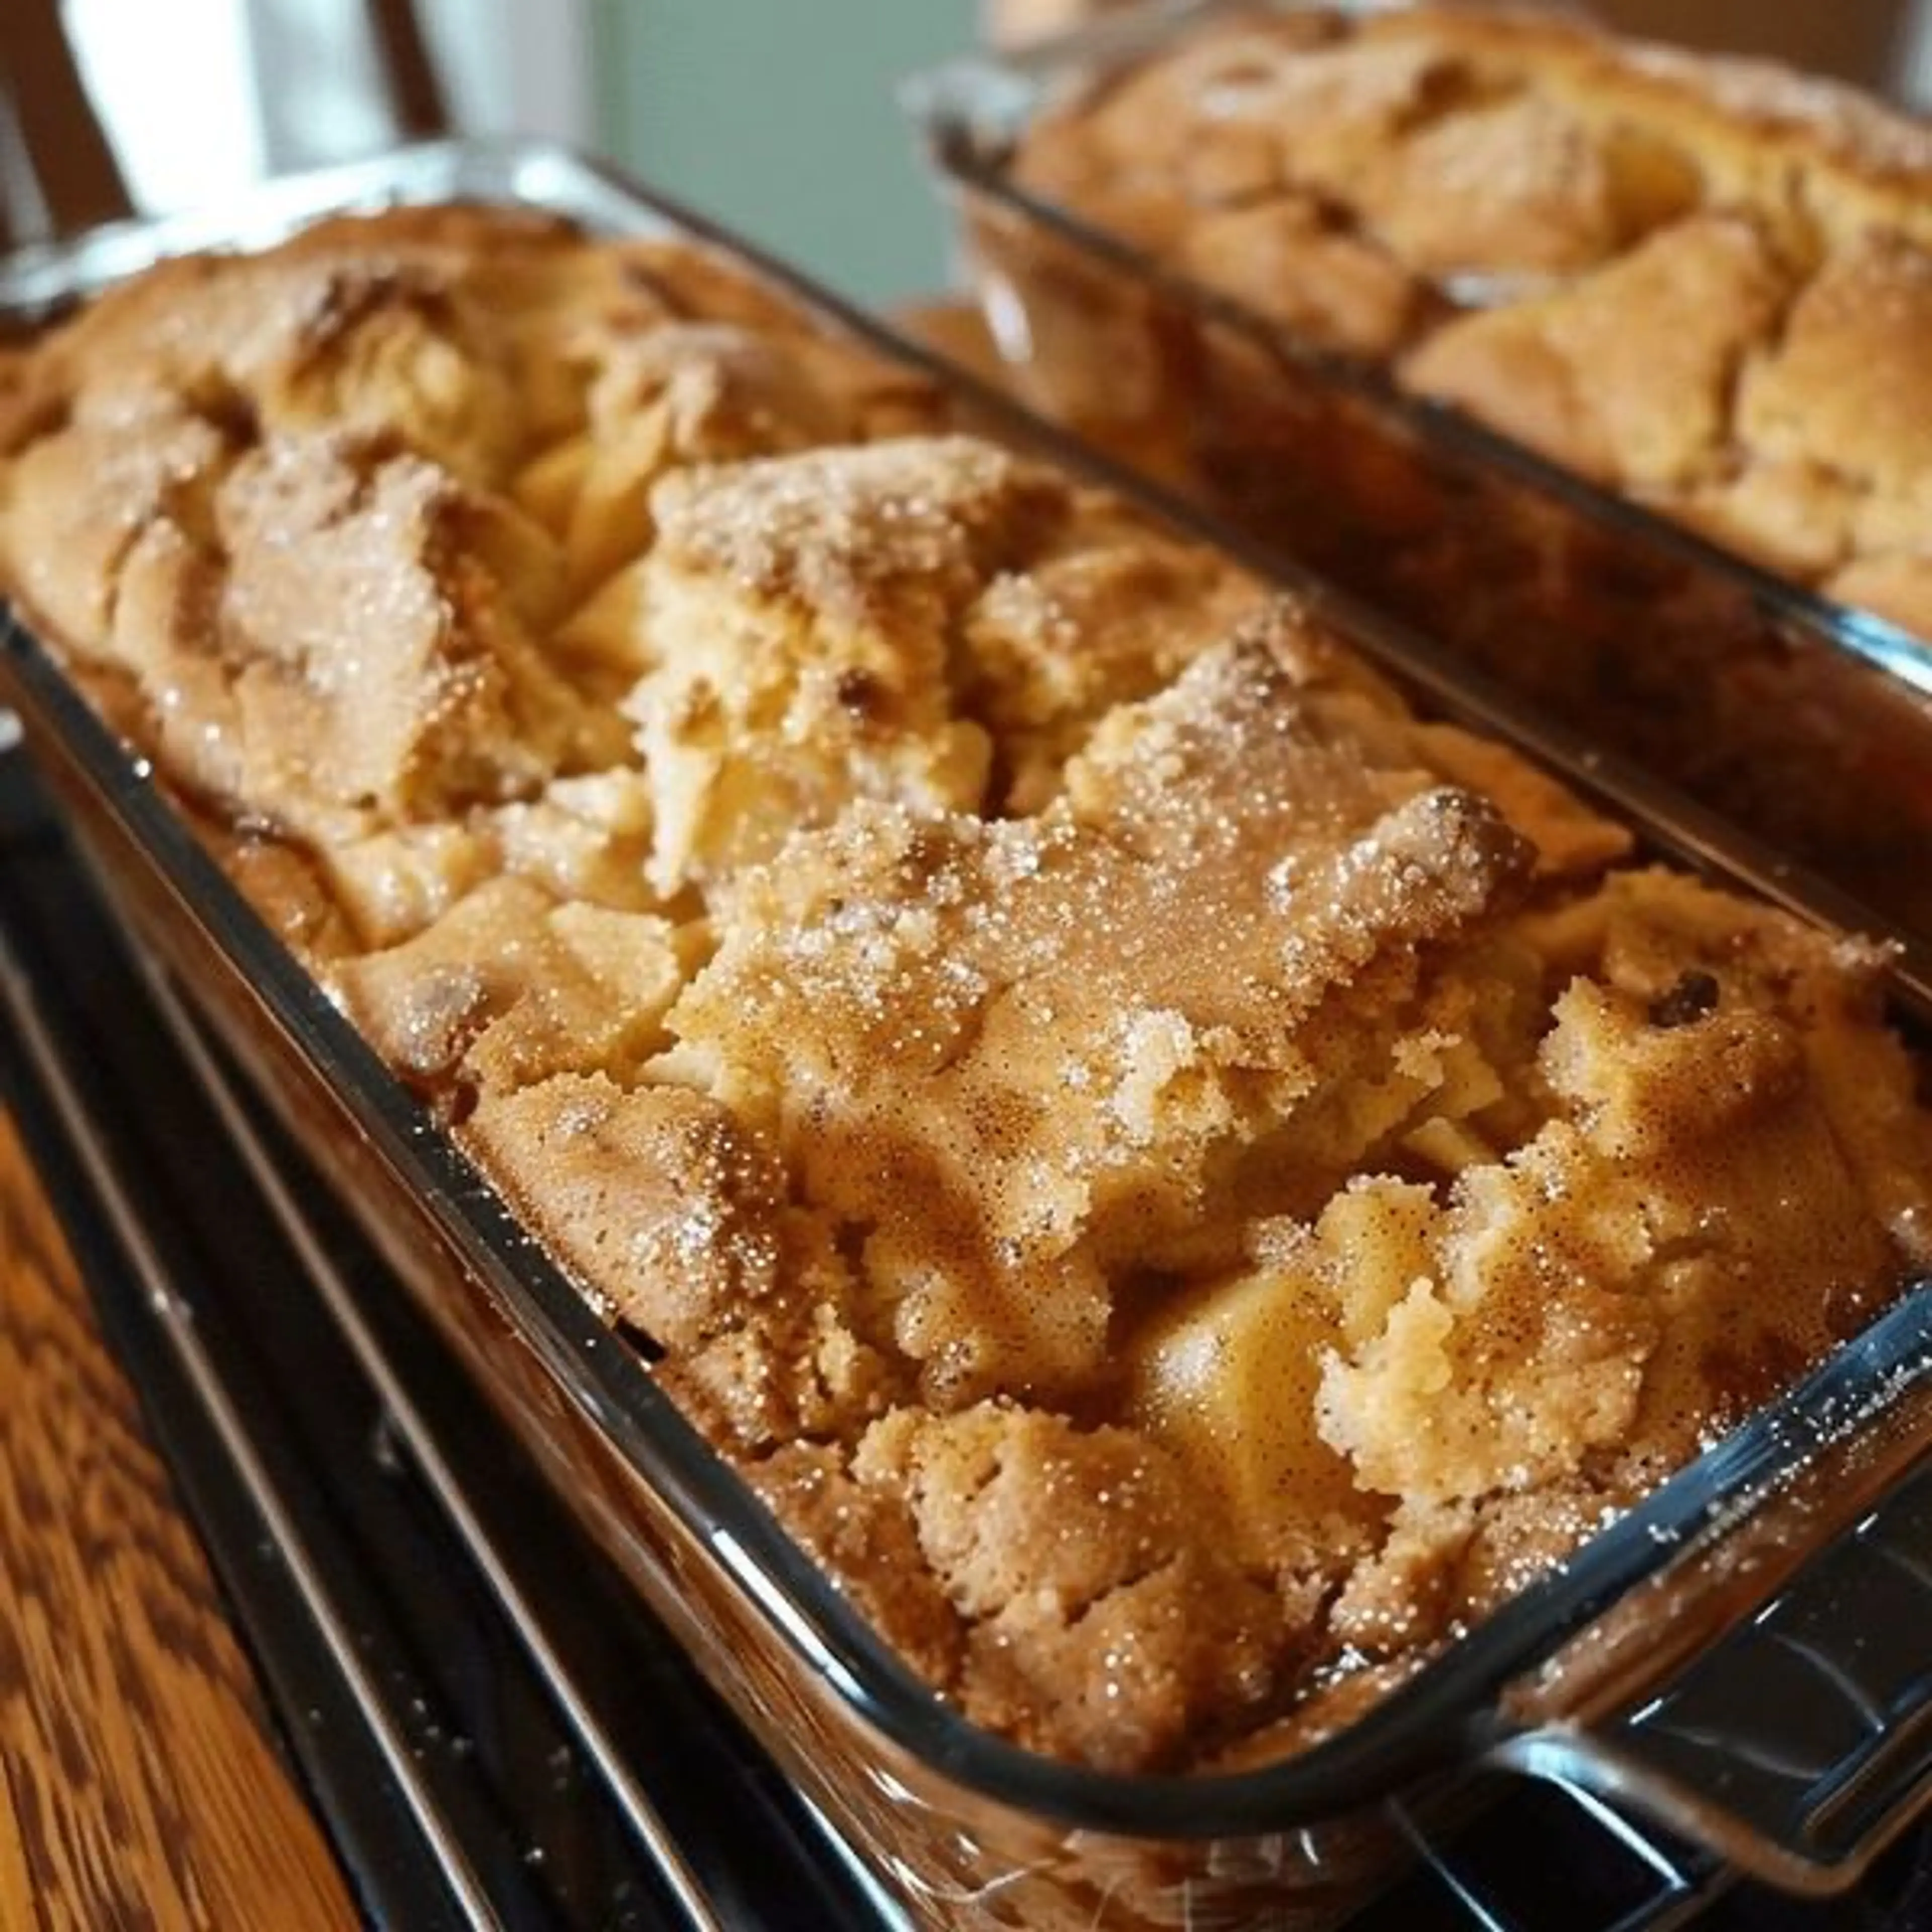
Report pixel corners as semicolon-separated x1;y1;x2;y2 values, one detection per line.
8;139;1932;1930
908;0;1932;955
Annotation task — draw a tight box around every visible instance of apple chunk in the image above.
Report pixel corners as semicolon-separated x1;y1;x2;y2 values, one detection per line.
1131;1260;1374;1568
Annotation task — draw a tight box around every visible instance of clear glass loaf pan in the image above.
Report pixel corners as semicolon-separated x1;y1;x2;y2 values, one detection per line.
8;140;1932;1930
907;1;1932;957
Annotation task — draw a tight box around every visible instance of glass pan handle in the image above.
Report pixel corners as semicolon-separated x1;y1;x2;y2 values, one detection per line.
1493;1451;1932;1897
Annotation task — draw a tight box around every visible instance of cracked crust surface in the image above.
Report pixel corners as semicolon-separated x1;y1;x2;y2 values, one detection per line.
5;205;1931;1774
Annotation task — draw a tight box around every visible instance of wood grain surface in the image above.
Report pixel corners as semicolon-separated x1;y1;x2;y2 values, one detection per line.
0;1107;355;1931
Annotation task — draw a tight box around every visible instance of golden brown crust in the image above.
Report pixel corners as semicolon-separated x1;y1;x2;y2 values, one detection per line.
1354;8;1932;242
622;437;1056;891
6;205;1931;1774
1174;193;1427;359
464;1073;786;1337
665;614;1538;1407
1403;213;1792;491
1014;4;1932;626
739;1442;964;1687
1744;234;1932;477
328;879;683;1092
852;1403;1294;1770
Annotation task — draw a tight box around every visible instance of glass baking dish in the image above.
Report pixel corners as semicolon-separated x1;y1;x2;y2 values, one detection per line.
906;1;1932;957
8;138;1932;1929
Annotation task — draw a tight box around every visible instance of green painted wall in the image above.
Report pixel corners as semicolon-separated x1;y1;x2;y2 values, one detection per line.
591;2;980;303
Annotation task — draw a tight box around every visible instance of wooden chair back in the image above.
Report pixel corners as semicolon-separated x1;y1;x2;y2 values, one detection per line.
0;0;449;252
0;0;130;249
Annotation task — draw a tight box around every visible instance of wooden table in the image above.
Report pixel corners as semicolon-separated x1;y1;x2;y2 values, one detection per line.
0;1106;356;1929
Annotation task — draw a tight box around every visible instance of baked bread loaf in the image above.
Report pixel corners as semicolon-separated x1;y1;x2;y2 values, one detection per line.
6;205;1931;1773
1011;4;1932;638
